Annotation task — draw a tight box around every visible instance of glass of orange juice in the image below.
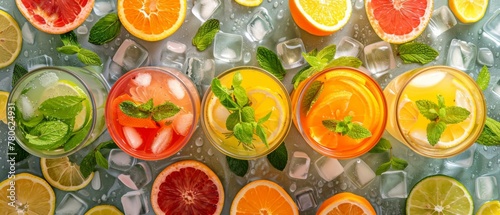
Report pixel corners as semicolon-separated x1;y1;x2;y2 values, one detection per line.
201;67;292;160
384;66;486;158
291;67;387;159
105;67;200;161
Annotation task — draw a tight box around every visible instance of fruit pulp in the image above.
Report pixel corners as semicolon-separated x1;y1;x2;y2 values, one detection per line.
291;67;387;159
202;67;291;160
106;67;200;160
384;66;486;158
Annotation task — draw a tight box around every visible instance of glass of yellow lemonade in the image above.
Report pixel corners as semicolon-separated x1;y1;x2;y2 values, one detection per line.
291;67;387;159
201;67;292;160
384;66;486;158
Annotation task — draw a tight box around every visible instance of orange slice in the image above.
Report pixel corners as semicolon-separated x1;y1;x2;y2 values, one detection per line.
230;180;299;215
317;192;376;215
289;0;352;36
117;0;187;41
0;173;56;214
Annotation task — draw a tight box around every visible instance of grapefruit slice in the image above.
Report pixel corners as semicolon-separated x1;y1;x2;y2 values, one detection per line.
15;0;94;34
316;192;376;215
365;0;433;44
151;160;224;215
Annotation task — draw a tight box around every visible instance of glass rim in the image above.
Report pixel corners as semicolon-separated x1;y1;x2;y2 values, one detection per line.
393;65;487;158
200;66;292;160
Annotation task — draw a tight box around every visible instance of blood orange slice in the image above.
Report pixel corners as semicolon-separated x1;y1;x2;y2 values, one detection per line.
15;0;94;34
365;0;433;44
151;160;224;215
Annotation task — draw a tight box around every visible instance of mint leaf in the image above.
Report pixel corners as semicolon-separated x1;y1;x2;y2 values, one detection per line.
255;124;268;147
258;111;272;124
257;46;286;80
152;101;181;121
220;96;239;110
77;48;102;66
427;121;446;146
301;81;323;112
233;122;253;144
267;143;287;171
293;67;316;89
291;65;311;84
440;106;470;124
241;106;255;123
57;45;80;55
80;140;118;178
369;138;392;153
323;116;371;140
226;112;239;131
226;156;248;177
97;140;117;150
303;54;327;69
398;42;439;64
80;152;96;178
233;86;248;107
375;161;391;175
64;123;91;151
416;100;439;121
233;71;243;87
316;44;336;61
325;56;363;68
322;120;339;131
119;101;150;118
477;117;500;146
39;96;84;119
391;156;408;170
26;121;69;148
476;65;490;91
95;151;108;169
211;79;230;99
89;13;122;45
13;64;28;86
192;19;220;51
60;31;80;47
347;123;372;139
139;99;153;112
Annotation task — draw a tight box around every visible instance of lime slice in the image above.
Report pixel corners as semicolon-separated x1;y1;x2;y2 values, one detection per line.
477;200;500;215
0;9;22;69
406;175;473;215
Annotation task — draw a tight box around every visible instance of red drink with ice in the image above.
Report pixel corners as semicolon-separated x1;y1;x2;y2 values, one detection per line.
106;67;200;160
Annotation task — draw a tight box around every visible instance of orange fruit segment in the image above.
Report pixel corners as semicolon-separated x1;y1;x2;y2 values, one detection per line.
365;0;433;44
289;0;352;36
316;192;376;215
231;180;299;215
15;0;94;34
118;0;187;41
112;94;158;129
449;0;488;23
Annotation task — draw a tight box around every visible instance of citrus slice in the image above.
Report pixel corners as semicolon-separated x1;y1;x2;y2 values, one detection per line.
449;0;488;24
151;160;224;214
0;91;9;124
397;97;419;132
247;88;285;142
40;156;94;191
85;205;124;215
230;180;299;215
235;0;263;7
406;175;473;215
289;0;352;36
365;0;433;44
117;0;187;41
316;192;376;215
0;173;56;214
477;200;500;215
0;10;22;69
15;0;94;34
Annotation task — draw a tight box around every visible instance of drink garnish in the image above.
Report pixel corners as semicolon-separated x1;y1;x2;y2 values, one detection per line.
88;13;122;45
119;98;181;121
322;115;372;139
476;65;490;90
301;80;323;113
57;31;102;66
192;19;220;51
369;138;408;175
210;71;272;149
416;94;470;146
398;42;439;65
80;140;118;178
256;46;286;80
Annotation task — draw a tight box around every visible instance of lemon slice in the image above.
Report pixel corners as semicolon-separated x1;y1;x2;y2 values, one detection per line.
85;205;124;215
235;0;263;7
397;96;419;133
41;156;94;191
449;0;488;23
406;175;473;215
0;91;9;124
0;173;56;214
247;88;285;142
0;9;22;69
477;200;500;215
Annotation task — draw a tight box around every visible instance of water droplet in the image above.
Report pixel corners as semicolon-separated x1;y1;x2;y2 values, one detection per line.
207;148;214;156
196;148;201;153
195;137;203;146
273;1;278;8
340;183;348;190
23;51;28;57
488;161;493;168
318;181;324;187
230;13;235;19
277;9;284;19
250;169;255;175
290;183;297;192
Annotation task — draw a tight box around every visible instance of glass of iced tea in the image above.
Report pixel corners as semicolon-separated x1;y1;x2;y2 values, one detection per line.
201;66;292;160
8;66;109;158
106;67;200;160
291;67;387;159
384;66;486;158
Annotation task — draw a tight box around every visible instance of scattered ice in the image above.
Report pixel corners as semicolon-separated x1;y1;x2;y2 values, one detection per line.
113;39;149;71
93;0;115;16
314;156;344;182
246;8;274;42
22;22;35;45
55;193;88;215
276;38;306;69
295;188;317;211
76;26;88;35
428;6;457;37
475;175;499;200
121;190;150;215
108;149;137;171
192;0;222;22
483;9;500;44
335;36;364;58
27;55;53;71
91;171;101;190
477;47;494;67
288;151;311;179
363;41;395;76
446;39;477;71
161;41;187;70
151;127;173;154
380;171;408;199
445;144;476;169
123;127;143;149
213;32;243;62
118;174;139;190
344;159;376;189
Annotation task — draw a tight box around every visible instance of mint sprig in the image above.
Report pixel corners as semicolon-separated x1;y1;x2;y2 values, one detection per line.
226;156;248;177
416;95;470;146
256;46;286;80
119;99;181;122
322;115;372;139
57;31;102;66
89;13;122;45
476;65;490;91
80;140;118;178
398;42;439;65
192;19;220;51
266;142;288;171
211;72;272;149
369;138;408;175
39;96;85;119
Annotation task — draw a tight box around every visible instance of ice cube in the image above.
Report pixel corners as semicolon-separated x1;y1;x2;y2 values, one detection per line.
200;59;215;86
28;55;53;71
295;188;317;211
335;36;364;58
55;193;88;215
108;149;137;171
151;127;173;154
314;156;344;182
445;144;476;169
118;174;139;190
477;47;494;67
344;159;376;189
119;162;152;190
288;151;311;180
123;127;143;149
380;170;408;199
363;41;395;76
132;73;152;87
173;113;193;136
483;9;500;45
107;61;125;81
408;70;446;88
276;38;306;69
22;22;35;45
184;57;205;85
113;39;149;71
475;175;499;200
493;79;500;98
446;39;477;71
168;79;185;100
428;6;457;37
246;8;274;42
91;171;101;190
93;0;116;16
192;0;221;22
161;41;187;70
121;190;150;215
18;95;35;120
213;32;243;63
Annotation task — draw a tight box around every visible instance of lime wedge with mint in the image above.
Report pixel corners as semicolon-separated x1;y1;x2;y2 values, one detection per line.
406;175;473;215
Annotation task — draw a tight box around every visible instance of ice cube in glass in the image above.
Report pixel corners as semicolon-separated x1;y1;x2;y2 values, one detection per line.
276;38;306;69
